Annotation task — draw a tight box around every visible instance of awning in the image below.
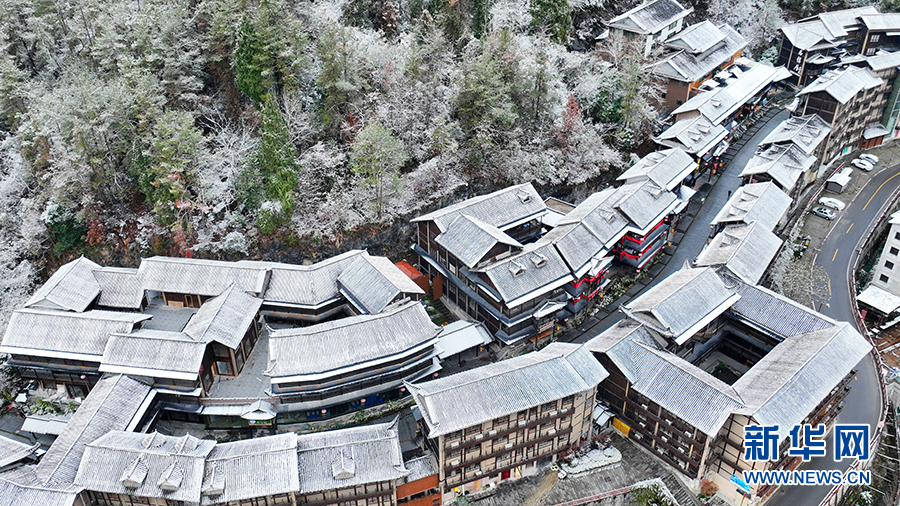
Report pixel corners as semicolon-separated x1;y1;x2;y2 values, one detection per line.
533;300;566;318
785;97;799;112
857;285;900;315
241;400;277;421
435;321;492;359
864;125;890;140
21;414;70;436
593;404;613;426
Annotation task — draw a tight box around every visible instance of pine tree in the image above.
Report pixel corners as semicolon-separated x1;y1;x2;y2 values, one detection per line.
350;121;408;219
530;0;571;45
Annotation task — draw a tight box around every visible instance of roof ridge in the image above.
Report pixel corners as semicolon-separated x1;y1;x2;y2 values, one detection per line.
415;352;568;395
735;322;847;410
185;284;236;342
38;374;128;485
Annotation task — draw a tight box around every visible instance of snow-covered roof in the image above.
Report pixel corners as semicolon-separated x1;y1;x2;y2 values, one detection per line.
649;24;746;83
408;343;608;437
266;301;440;382
694;222;783;284
606;0;692;35
798;66;883;104
338;254;425;314
759;114;832;156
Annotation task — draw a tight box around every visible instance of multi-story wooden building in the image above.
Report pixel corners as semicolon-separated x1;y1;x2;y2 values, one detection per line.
1;251;430;427
587;266;870;503
777;6;879;87
604;0;693;57
406;343;607;502
738;143;817;198
649;21;747;110
266;301;442;422
757;114;833;168
72;422;416;506
413;181;692;345
795;65;887;163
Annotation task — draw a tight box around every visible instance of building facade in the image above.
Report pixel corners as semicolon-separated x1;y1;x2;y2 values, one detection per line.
407;343;607;502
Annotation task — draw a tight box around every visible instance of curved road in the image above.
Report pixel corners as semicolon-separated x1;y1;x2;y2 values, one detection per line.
768;163;898;506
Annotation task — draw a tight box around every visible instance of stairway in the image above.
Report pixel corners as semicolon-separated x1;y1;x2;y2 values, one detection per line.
661;474;702;506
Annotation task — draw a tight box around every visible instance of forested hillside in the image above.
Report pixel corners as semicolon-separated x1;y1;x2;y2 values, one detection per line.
0;0;798;325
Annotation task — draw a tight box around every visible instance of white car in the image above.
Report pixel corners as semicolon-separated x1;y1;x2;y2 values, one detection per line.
851;158;875;172
859;153;879;164
818;197;846;211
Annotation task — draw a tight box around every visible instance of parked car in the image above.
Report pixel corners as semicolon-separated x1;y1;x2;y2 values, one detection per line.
851;158;874;172
859;153;879;164
811;206;836;220
818;197;846;211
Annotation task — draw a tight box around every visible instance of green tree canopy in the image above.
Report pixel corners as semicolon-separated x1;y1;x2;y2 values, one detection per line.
349;121;408;218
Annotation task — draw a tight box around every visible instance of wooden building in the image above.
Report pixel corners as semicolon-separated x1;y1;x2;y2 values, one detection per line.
406;343;607;502
587;267;870;503
648;21;746;110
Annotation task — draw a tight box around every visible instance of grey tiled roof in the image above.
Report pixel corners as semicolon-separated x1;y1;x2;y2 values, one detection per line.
0;475;76;506
138;257;270;297
266;301;440;381
759;114;832;156
733;322;871;439
616;148;696;190
242;249;366;307
408;344;608;437
859;12;900;31
296;421;407;494
739;144;816;192
411;183;546;233
35;374;154;488
594;268;873;439
25;257;101;312
0;309;150;360
624;267;739;340
729;282;833;338
586;318;658;356
92;267;144;309
694;223;783;284
337;254;425;314
710;182;792;231
649;25;746;82
780;7;877;50
201;433;299;504
866;51;900;71
100;331;207;380
655;114;728;155
538;222;606;277
665;20;726;53
622;341;745;436
0;434;40;468
402;455;438;483
478;242;575;306
612;180;679;230
557;189;630;247
182;284;262;349
435;215;523;268
606;0;691;34
74;432;215;503
798;66;882;104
